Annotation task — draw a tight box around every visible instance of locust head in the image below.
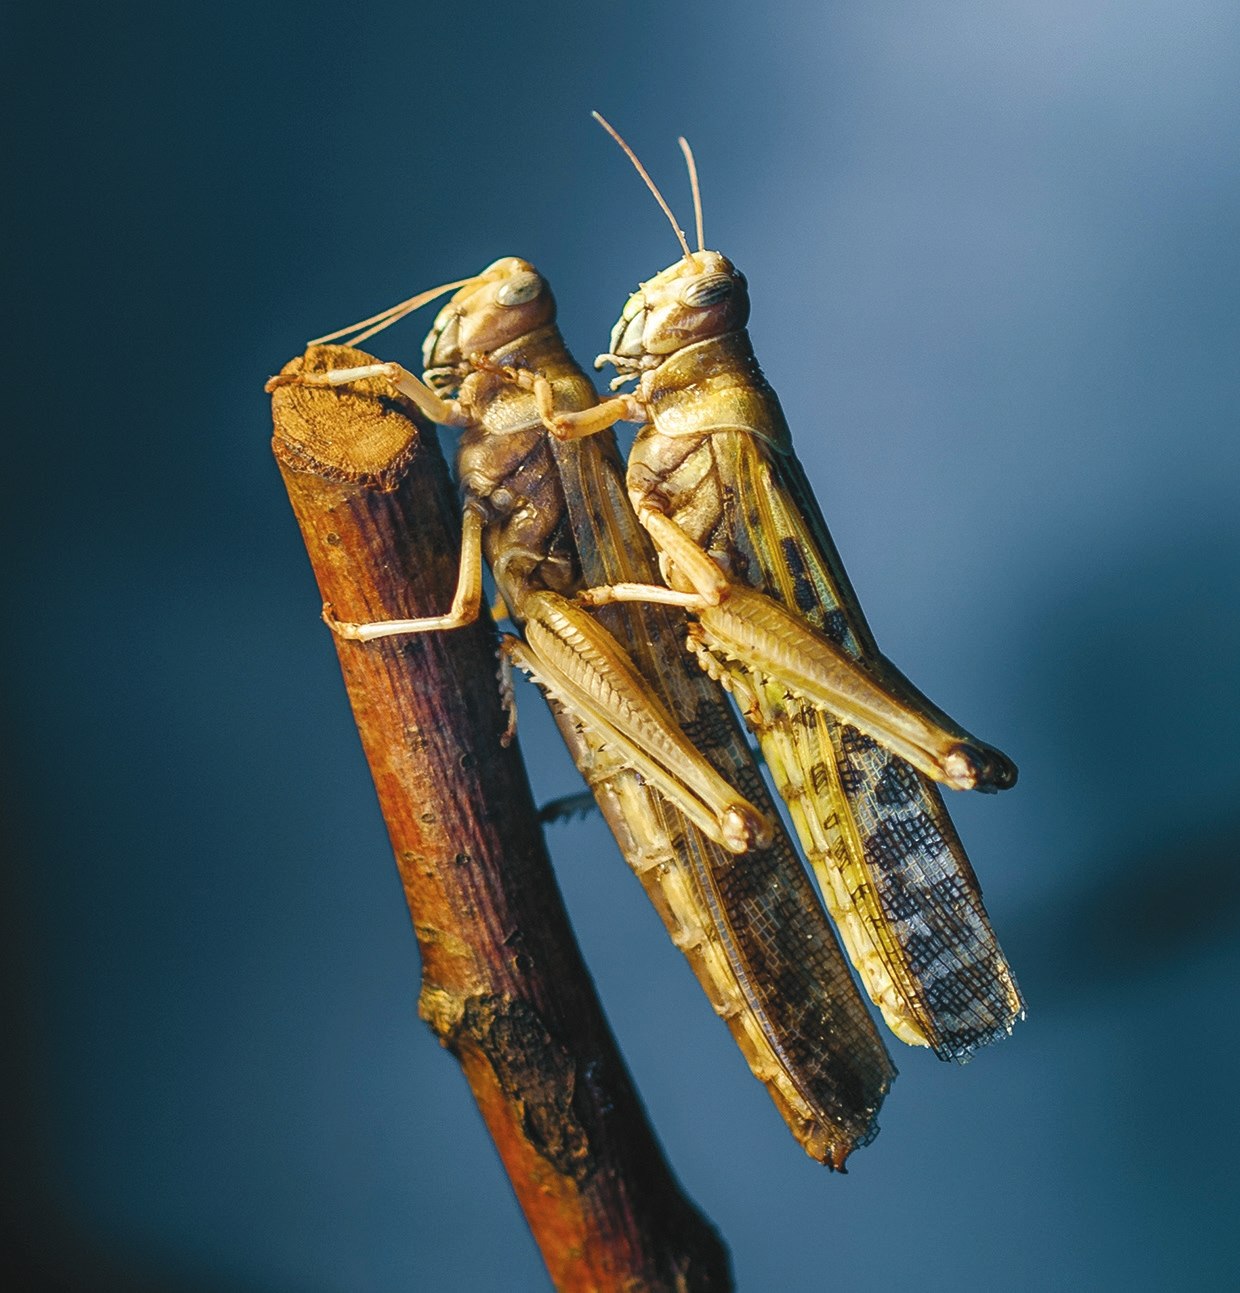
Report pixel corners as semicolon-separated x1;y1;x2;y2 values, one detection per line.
601;251;750;377
423;257;556;374
589;115;750;382
305;258;555;394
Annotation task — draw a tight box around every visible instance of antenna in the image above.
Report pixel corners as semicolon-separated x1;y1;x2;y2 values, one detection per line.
308;277;474;348
592;111;694;262
677;137;704;252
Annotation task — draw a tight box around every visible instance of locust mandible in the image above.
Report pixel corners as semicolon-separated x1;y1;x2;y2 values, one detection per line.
532;118;1024;1060
267;258;896;1166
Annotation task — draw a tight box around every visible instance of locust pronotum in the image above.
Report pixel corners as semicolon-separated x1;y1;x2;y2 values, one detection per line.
529;116;1024;1060
267;260;896;1167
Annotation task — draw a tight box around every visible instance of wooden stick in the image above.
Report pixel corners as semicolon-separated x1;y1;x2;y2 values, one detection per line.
270;345;732;1293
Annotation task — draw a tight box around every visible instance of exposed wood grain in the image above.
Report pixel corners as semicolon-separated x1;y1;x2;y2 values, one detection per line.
270;345;731;1292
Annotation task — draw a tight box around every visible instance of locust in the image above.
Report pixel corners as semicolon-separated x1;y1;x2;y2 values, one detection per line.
529;118;1024;1060
267;258;897;1167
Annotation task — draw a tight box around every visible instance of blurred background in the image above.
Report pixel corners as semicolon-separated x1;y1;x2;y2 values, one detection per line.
6;1;1238;1288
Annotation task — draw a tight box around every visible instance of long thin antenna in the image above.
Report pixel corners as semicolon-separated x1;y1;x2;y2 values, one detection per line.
308;277;474;347
592;111;693;262
677;137;704;253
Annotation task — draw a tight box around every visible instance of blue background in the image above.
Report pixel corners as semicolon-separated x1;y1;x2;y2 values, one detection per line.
7;2;1239;1288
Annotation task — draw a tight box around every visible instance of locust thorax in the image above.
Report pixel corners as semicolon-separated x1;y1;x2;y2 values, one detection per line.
422;257;556;377
603;251;750;375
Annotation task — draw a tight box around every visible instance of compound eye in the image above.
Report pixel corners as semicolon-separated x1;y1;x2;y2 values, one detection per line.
680;272;733;308
496;271;543;307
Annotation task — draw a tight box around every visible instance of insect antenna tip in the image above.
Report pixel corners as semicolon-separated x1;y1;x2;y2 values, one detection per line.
677;137;705;253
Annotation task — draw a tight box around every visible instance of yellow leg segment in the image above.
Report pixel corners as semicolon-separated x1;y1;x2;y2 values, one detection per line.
323;509;485;640
506;590;772;855
585;510;1015;793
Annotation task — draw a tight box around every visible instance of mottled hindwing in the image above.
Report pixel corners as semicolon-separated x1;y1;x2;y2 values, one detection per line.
724;433;1023;1059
